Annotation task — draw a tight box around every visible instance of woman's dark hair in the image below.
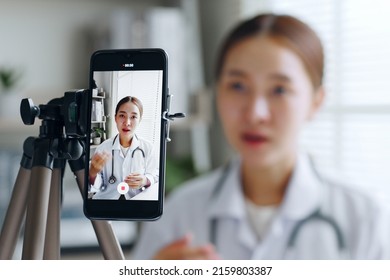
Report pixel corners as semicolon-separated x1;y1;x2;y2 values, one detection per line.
215;13;324;89
115;96;144;118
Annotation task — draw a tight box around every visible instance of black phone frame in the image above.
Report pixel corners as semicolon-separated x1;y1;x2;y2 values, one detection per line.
84;48;168;221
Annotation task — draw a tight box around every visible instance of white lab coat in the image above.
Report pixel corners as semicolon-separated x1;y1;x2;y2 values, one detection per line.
132;153;390;259
90;134;159;200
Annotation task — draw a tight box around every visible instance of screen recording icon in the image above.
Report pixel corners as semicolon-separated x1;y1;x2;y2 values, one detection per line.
117;182;129;195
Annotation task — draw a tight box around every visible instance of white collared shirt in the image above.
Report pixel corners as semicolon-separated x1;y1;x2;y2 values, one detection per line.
132;153;390;259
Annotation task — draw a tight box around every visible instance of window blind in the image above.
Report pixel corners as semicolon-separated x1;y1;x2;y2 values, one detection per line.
240;0;390;200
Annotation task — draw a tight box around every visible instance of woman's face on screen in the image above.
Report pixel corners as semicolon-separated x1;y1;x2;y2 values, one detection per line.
115;101;141;144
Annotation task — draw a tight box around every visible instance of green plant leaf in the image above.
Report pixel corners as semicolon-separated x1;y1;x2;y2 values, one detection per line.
0;68;20;91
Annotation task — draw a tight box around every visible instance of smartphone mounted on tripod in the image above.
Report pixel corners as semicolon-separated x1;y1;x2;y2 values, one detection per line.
83;48;184;220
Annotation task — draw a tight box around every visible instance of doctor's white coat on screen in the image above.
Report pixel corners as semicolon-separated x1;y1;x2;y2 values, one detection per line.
132;153;390;259
90;134;159;200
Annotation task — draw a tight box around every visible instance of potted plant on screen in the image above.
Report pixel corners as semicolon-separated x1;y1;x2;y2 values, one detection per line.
91;127;105;145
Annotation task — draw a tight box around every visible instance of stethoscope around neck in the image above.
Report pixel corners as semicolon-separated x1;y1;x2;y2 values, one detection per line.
106;134;145;186
209;158;348;258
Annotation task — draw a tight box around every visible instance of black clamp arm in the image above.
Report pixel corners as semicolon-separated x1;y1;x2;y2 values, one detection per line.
162;94;185;142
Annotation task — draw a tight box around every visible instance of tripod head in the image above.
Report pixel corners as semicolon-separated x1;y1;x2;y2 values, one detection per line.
19;89;89;162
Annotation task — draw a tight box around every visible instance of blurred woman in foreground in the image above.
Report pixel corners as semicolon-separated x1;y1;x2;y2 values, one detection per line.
132;13;390;259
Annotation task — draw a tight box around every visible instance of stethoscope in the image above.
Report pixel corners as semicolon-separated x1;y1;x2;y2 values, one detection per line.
209;157;347;257
101;134;146;190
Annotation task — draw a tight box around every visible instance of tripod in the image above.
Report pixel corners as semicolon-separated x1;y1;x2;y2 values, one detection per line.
0;94;124;260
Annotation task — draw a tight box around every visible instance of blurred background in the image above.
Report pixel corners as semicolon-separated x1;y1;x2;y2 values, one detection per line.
1;0;390;259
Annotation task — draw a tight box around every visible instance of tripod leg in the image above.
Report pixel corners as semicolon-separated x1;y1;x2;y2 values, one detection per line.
43;159;64;259
69;158;125;260
0;167;31;259
22;166;53;259
90;219;126;260
0;137;34;260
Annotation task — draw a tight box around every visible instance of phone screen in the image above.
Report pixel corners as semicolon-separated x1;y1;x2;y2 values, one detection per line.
84;49;167;220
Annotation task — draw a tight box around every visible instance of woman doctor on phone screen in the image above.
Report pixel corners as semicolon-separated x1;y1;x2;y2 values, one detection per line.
132;13;390;259
89;96;159;200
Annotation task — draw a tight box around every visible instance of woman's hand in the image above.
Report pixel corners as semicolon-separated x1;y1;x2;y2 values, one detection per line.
125;173;148;189
153;234;220;260
89;151;111;184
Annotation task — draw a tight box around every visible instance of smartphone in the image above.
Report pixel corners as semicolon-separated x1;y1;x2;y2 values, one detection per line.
84;49;168;220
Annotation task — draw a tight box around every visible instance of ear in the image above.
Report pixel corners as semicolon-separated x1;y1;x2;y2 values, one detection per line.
307;86;325;120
